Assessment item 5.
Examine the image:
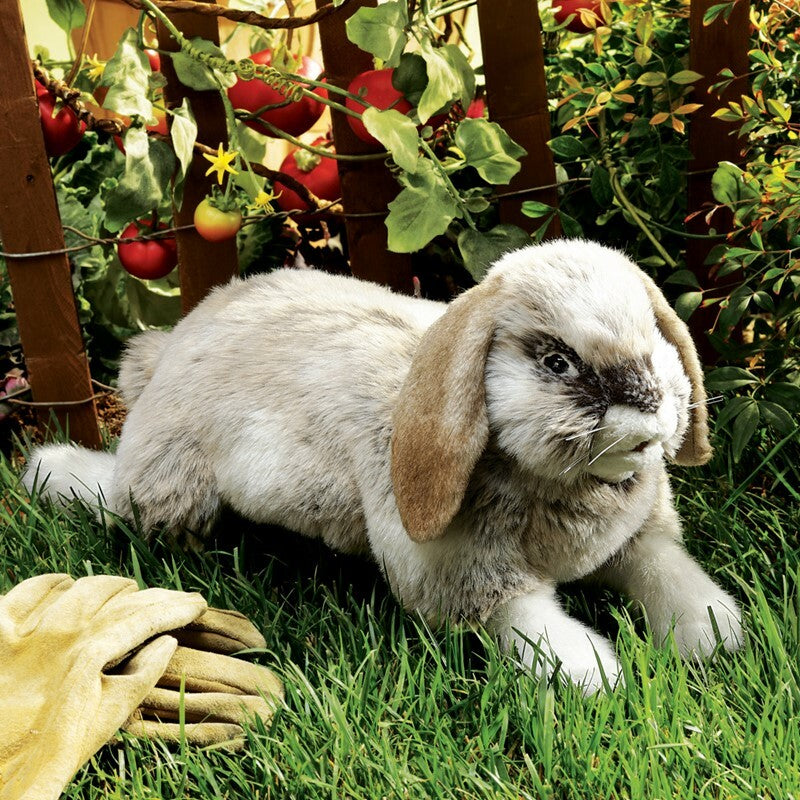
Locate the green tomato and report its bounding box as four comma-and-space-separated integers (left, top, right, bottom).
193, 199, 242, 242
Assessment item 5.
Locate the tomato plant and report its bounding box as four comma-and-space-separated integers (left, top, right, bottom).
274, 143, 341, 213
345, 69, 412, 145
36, 82, 84, 157
227, 50, 327, 137
117, 219, 178, 280
194, 198, 242, 242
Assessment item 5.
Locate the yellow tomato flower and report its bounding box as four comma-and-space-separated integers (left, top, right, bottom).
85, 54, 106, 81
203, 144, 239, 185
248, 189, 280, 213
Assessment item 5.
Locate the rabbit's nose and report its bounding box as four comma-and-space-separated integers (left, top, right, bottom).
601, 405, 663, 452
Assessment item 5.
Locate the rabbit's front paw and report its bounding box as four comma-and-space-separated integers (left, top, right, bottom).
670, 590, 743, 658
550, 631, 622, 695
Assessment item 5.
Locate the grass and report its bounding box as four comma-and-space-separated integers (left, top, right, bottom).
2, 437, 800, 800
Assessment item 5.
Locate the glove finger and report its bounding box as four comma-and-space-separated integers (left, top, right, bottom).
138, 686, 280, 725
158, 646, 284, 700
80, 636, 180, 763
96, 589, 207, 666
0, 573, 73, 625
37, 575, 139, 635
122, 717, 245, 749
172, 607, 266, 654
101, 636, 178, 718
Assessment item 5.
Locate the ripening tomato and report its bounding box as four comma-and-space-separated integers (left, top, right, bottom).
552, 0, 601, 32
194, 199, 242, 242
147, 107, 169, 136
36, 82, 84, 157
118, 219, 178, 280
227, 50, 327, 138
145, 48, 161, 72
274, 144, 341, 213
345, 69, 412, 145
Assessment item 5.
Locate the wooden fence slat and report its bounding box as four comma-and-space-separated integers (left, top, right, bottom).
157, 6, 240, 315
0, 0, 101, 447
315, 0, 415, 294
477, 0, 561, 236
686, 0, 751, 358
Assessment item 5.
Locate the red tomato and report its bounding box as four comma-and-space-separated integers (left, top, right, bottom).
466, 98, 486, 118
274, 144, 341, 213
118, 219, 178, 280
345, 69, 412, 145
227, 50, 327, 138
145, 48, 161, 72
36, 82, 84, 157
552, 0, 601, 32
194, 199, 242, 242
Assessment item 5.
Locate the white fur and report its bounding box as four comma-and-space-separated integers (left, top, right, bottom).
21, 240, 742, 692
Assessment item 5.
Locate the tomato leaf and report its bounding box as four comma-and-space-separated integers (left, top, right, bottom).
345, 0, 408, 67
104, 128, 176, 232
170, 98, 198, 206
455, 118, 526, 185
171, 38, 236, 91
457, 224, 531, 281
417, 40, 471, 124
393, 53, 428, 106
386, 161, 459, 253
45, 0, 86, 34
100, 29, 153, 121
363, 108, 419, 173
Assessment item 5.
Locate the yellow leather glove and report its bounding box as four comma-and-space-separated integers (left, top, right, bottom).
0, 574, 207, 800
125, 608, 284, 748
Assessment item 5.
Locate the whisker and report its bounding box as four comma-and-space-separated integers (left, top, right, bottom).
560, 452, 589, 475
587, 435, 627, 468
564, 424, 610, 441
688, 395, 724, 410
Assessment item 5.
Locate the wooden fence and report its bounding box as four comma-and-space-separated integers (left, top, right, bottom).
0, 0, 750, 447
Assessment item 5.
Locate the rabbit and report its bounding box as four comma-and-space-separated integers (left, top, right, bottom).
23, 239, 743, 692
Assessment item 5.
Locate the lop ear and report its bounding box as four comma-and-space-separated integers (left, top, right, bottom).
391, 282, 500, 542
637, 270, 712, 466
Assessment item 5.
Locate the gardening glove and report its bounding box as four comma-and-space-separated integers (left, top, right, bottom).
124, 608, 283, 748
0, 573, 207, 800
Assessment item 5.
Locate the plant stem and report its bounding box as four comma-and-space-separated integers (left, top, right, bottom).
419, 139, 477, 230
598, 111, 677, 268
233, 114, 384, 162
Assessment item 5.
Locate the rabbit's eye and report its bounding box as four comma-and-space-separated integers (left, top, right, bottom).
543, 353, 573, 375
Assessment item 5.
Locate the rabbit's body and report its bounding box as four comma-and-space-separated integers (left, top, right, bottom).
25, 241, 743, 691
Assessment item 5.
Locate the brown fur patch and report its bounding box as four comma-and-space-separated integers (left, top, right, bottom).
637, 271, 712, 465
391, 281, 501, 542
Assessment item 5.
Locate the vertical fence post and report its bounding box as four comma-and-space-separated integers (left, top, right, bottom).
686, 0, 751, 356
316, 0, 415, 293
0, 0, 101, 447
157, 6, 240, 315
477, 0, 561, 235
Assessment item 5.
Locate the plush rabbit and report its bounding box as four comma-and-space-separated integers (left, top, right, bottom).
24, 239, 743, 692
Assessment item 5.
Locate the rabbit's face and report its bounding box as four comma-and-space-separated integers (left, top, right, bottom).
392, 239, 710, 542
484, 243, 692, 484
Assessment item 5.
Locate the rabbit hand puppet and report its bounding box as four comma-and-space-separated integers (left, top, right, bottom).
24, 240, 743, 693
